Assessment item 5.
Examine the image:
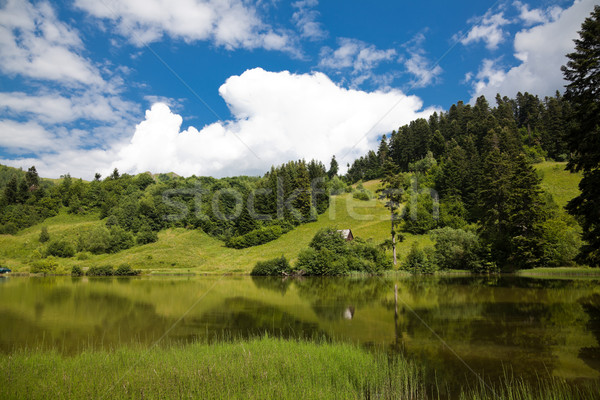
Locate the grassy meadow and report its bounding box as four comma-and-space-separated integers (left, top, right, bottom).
0, 161, 587, 274
1, 336, 597, 400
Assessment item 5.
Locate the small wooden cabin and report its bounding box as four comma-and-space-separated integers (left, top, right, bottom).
337, 229, 354, 241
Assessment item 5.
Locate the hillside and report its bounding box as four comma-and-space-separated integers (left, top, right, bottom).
0, 162, 582, 274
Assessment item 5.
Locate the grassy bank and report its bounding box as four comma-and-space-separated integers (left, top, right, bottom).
1, 337, 597, 400
516, 267, 600, 277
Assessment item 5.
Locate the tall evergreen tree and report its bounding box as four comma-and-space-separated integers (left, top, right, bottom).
327, 156, 339, 179
562, 5, 600, 266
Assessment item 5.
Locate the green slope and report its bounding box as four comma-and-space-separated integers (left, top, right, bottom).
0, 162, 581, 274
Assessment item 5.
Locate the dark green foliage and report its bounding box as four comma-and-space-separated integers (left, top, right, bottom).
327, 155, 338, 179
226, 226, 284, 249
429, 227, 483, 271
296, 247, 348, 276
562, 6, 600, 266
250, 256, 291, 276
71, 265, 83, 277
108, 226, 135, 253
402, 192, 439, 234
39, 226, 50, 243
296, 229, 390, 275
87, 265, 114, 276
114, 264, 141, 276
136, 224, 158, 245
308, 228, 348, 255
46, 239, 76, 258
402, 243, 435, 274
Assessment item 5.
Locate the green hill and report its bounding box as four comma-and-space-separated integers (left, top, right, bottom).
0, 162, 581, 274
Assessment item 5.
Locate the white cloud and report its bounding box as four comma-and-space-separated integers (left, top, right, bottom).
75, 0, 294, 53
460, 11, 511, 50
469, 0, 597, 102
112, 68, 438, 178
402, 33, 443, 88
0, 0, 105, 87
0, 91, 138, 125
319, 38, 397, 86
514, 1, 562, 26
0, 120, 58, 153
292, 0, 327, 40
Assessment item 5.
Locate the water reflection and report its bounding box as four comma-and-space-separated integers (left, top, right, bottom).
0, 275, 598, 391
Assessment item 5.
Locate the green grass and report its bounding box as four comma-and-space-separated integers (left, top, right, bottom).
0, 337, 425, 400
1, 337, 597, 400
535, 161, 582, 208
516, 267, 600, 277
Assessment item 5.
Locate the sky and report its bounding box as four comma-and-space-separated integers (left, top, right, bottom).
0, 0, 598, 179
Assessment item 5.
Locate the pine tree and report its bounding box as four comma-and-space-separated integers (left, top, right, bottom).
327, 156, 339, 179
25, 166, 39, 189
293, 161, 312, 220
562, 6, 600, 266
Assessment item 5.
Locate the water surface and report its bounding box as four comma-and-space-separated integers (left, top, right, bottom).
1, 275, 599, 392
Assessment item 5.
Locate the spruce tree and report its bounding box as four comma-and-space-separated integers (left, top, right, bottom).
561, 6, 600, 266
327, 156, 339, 179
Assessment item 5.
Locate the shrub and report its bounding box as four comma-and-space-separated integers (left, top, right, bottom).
352, 190, 372, 201
136, 225, 158, 245
226, 226, 283, 249
71, 265, 83, 276
30, 257, 59, 274
429, 227, 482, 271
251, 256, 291, 276
0, 222, 18, 235
39, 226, 50, 243
309, 228, 348, 255
402, 192, 439, 234
87, 265, 114, 276
402, 243, 436, 274
46, 239, 76, 258
296, 247, 348, 276
114, 264, 141, 276
108, 226, 135, 253
348, 240, 390, 272
328, 176, 348, 195
76, 252, 90, 260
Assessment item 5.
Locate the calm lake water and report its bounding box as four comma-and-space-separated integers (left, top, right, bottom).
1, 275, 599, 392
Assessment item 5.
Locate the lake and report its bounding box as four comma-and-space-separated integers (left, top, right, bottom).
1, 275, 599, 393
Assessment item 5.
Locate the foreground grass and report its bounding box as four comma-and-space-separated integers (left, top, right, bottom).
1, 337, 597, 400
1, 337, 424, 400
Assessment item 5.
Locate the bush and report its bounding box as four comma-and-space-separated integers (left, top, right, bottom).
30, 257, 59, 274
251, 256, 291, 276
136, 225, 158, 245
348, 240, 390, 272
39, 226, 50, 243
226, 226, 283, 249
352, 190, 372, 201
296, 247, 348, 276
108, 226, 135, 253
328, 176, 348, 195
77, 226, 111, 254
402, 243, 436, 274
309, 228, 348, 255
87, 265, 114, 276
76, 252, 90, 260
402, 192, 439, 234
46, 239, 76, 258
429, 227, 482, 271
114, 264, 141, 276
71, 265, 83, 276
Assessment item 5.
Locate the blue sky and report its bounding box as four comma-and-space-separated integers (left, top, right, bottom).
0, 0, 597, 178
